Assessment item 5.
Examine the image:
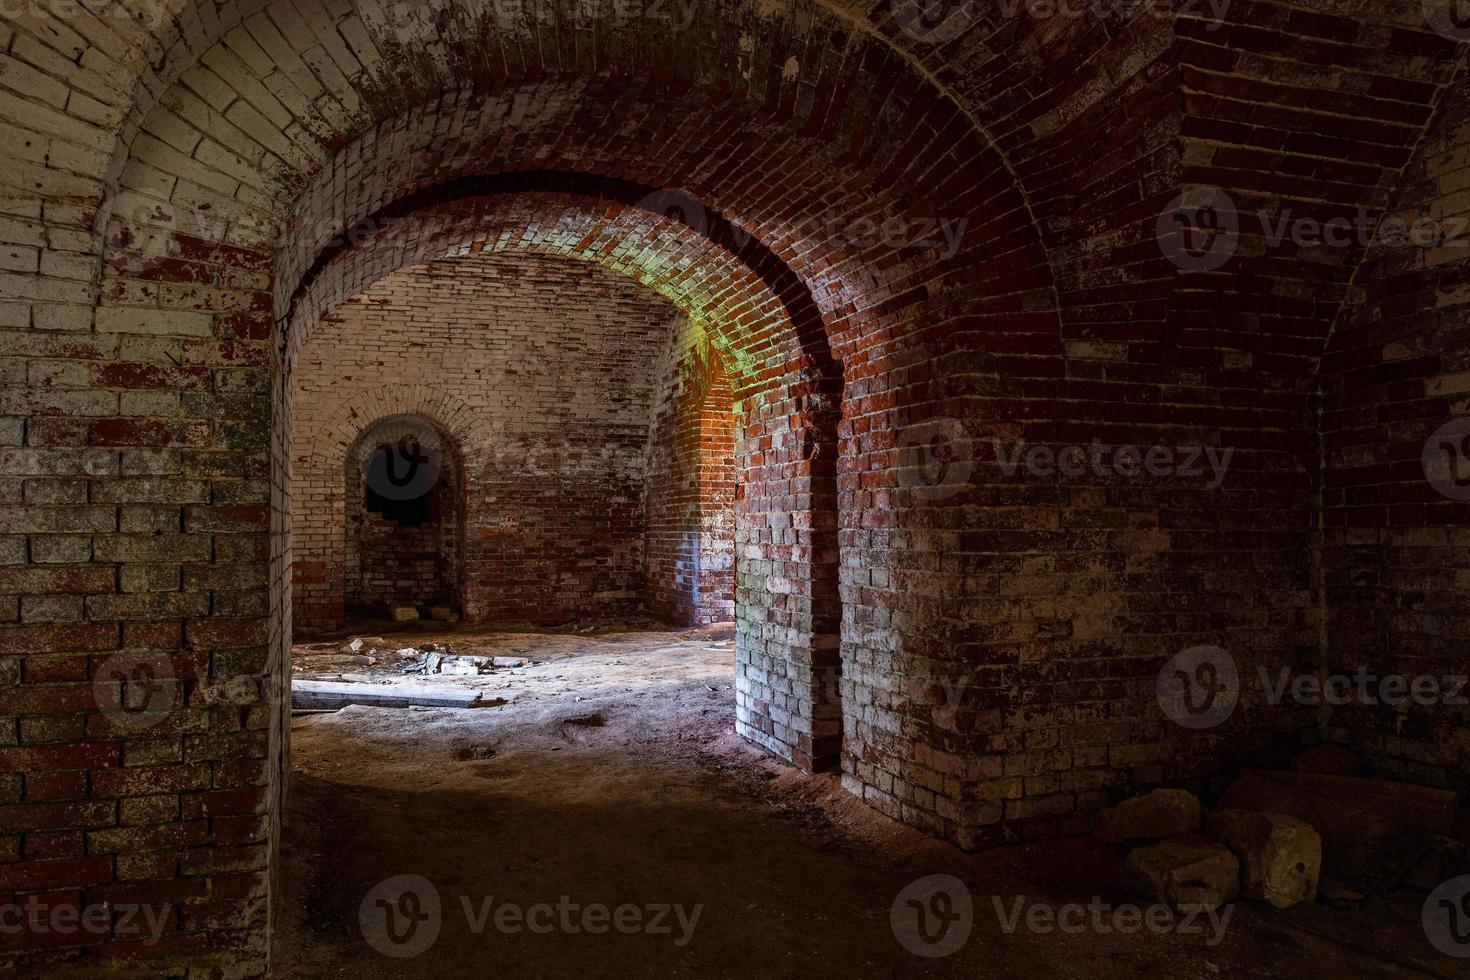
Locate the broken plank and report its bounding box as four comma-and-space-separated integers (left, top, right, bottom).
291, 680, 484, 710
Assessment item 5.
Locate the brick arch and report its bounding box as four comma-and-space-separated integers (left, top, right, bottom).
92, 56, 1062, 833
89, 0, 1053, 250
340, 412, 465, 622
26, 6, 1470, 974
291, 389, 488, 630
645, 329, 738, 627
284, 193, 846, 773
282, 181, 837, 394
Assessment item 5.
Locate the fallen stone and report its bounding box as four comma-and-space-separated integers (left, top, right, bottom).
1216, 769, 1458, 887
394, 648, 420, 660
438, 657, 482, 676
1317, 878, 1365, 910
1094, 788, 1202, 843
1291, 744, 1363, 777
389, 604, 419, 622
490, 656, 530, 668
1125, 834, 1240, 912
339, 638, 365, 655
1207, 810, 1321, 908
429, 606, 454, 621
349, 655, 378, 666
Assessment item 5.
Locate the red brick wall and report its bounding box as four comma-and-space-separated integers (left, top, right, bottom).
342, 416, 463, 617
290, 253, 684, 629
1320, 69, 1470, 795
4, 2, 1469, 974
644, 323, 737, 626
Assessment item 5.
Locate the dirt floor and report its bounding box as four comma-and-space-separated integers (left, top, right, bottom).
276, 621, 1470, 979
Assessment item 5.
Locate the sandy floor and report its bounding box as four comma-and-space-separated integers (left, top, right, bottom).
276, 622, 1470, 979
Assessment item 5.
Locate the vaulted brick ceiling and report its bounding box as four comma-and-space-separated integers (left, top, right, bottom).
8, 0, 1459, 388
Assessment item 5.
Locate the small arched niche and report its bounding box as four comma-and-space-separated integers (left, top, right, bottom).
344, 414, 465, 620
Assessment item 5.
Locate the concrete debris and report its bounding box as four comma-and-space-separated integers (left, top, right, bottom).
390, 604, 420, 622
1124, 834, 1240, 912
292, 680, 483, 710
397, 648, 531, 675
1207, 810, 1322, 908
1094, 788, 1202, 843
1216, 769, 1459, 888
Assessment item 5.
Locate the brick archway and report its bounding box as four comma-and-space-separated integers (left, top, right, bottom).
18, 3, 1470, 975
281, 190, 847, 777
341, 414, 464, 623
291, 389, 489, 632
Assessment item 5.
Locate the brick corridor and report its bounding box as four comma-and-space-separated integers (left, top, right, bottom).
1, 0, 1469, 974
